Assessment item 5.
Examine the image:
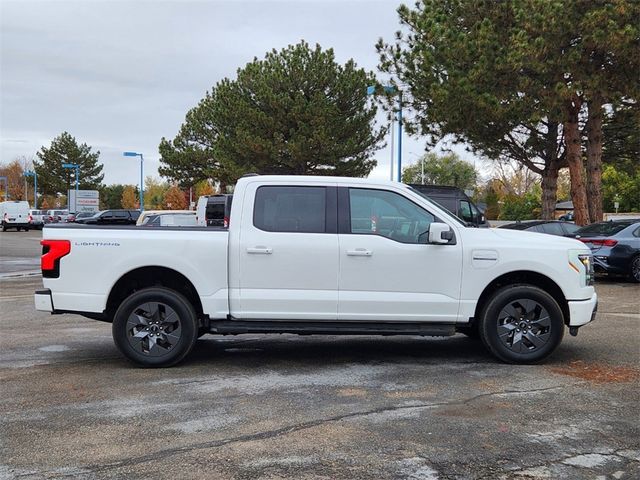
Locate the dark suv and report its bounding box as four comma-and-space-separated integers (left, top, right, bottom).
78, 209, 140, 225
408, 184, 487, 227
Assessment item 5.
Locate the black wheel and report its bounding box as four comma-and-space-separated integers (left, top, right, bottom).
1, 223, 5, 232
112, 287, 198, 367
630, 255, 640, 283
479, 285, 564, 364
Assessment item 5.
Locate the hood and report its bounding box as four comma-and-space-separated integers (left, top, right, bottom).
468, 227, 590, 251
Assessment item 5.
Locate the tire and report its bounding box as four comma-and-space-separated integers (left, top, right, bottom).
16, 227, 21, 232
112, 287, 199, 367
630, 255, 640, 283
1, 223, 5, 232
478, 284, 564, 364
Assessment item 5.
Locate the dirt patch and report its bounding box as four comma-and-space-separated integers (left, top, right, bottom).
549, 360, 640, 384
336, 388, 368, 398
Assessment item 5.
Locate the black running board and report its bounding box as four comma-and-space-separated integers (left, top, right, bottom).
208, 320, 456, 337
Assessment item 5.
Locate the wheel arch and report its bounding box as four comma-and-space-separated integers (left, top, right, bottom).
106, 266, 203, 321
473, 270, 570, 326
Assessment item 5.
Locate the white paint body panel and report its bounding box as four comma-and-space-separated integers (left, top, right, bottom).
37, 175, 596, 329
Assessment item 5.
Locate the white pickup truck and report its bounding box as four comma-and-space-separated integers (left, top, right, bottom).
35, 175, 597, 367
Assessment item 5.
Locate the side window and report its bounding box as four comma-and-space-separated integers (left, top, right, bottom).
634, 226, 640, 238
458, 200, 474, 223
349, 188, 435, 244
254, 186, 326, 233
114, 211, 128, 218
541, 223, 564, 236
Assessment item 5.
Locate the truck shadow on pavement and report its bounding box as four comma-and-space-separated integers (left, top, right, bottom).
182, 335, 509, 368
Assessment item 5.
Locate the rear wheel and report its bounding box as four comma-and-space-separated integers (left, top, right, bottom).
112, 287, 198, 367
630, 255, 640, 283
479, 285, 564, 363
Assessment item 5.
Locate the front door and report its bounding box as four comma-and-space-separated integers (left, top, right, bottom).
232, 183, 338, 320
338, 187, 463, 322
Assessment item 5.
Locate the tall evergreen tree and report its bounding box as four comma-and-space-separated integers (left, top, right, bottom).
378, 0, 639, 224
34, 132, 104, 196
159, 41, 385, 187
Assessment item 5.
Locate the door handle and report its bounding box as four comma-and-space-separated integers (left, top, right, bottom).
247, 246, 273, 254
346, 248, 372, 257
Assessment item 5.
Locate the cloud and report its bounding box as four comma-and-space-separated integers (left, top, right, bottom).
1, 0, 478, 185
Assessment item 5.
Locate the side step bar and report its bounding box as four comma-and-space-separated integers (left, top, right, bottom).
208, 320, 456, 337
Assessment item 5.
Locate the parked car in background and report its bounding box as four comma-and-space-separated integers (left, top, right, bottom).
46, 209, 71, 223
500, 220, 580, 237
1, 200, 30, 231
141, 213, 198, 227
75, 209, 140, 225
573, 219, 640, 282
408, 184, 488, 227
196, 194, 233, 227
136, 210, 192, 226
28, 209, 47, 229
72, 212, 95, 223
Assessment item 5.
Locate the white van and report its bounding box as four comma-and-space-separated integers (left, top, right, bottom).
0, 201, 31, 231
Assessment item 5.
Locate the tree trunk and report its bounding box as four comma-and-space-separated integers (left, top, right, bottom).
564, 97, 590, 226
586, 94, 604, 222
540, 163, 559, 220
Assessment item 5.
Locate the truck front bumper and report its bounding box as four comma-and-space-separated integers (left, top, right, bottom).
34, 289, 53, 312
567, 293, 598, 327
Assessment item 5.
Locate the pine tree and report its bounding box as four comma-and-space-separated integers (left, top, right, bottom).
159, 41, 385, 186
34, 132, 104, 196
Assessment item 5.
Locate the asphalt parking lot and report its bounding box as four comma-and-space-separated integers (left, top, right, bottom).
1, 229, 639, 479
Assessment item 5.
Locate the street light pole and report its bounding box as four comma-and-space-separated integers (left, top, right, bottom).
61, 163, 79, 211
24, 171, 38, 207
397, 93, 403, 182
123, 152, 144, 211
367, 85, 403, 182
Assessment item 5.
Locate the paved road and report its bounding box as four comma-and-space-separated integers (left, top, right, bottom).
0, 229, 42, 277
0, 232, 639, 479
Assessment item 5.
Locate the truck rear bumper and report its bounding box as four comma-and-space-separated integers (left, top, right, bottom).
567, 293, 598, 327
34, 289, 54, 312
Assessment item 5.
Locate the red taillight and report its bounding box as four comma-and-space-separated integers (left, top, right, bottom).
223, 216, 229, 228
41, 240, 71, 275
28, 215, 33, 222
581, 238, 618, 247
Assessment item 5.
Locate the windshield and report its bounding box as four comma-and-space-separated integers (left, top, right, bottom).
575, 221, 634, 237
407, 187, 466, 226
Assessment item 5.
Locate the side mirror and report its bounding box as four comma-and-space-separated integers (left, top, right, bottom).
428, 222, 453, 244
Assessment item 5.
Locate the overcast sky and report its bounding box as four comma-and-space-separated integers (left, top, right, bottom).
1, 0, 478, 185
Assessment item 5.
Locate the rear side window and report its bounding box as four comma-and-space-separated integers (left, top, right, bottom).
541, 223, 564, 235
254, 186, 326, 233
206, 202, 225, 221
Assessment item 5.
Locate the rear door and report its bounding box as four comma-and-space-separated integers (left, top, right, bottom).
337, 186, 463, 322
230, 182, 338, 320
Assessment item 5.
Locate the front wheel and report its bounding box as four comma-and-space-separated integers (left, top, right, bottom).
112, 287, 199, 367
479, 285, 564, 364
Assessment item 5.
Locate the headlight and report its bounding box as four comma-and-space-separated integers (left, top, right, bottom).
578, 254, 594, 286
